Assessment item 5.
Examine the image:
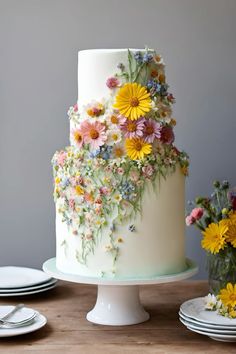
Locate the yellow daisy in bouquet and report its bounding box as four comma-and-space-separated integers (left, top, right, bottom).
186, 180, 236, 317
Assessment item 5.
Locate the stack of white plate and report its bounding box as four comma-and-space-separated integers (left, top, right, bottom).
179, 297, 236, 342
0, 266, 57, 296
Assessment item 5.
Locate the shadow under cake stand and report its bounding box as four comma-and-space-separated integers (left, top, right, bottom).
43, 257, 198, 326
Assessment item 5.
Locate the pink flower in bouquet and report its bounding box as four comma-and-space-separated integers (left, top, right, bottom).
186, 215, 196, 226
80, 120, 107, 150
143, 119, 161, 143
106, 77, 120, 89
57, 151, 67, 167
120, 117, 145, 138
160, 126, 175, 145
191, 207, 204, 220
73, 103, 78, 112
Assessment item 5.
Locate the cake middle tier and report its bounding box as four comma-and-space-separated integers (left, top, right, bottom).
56, 166, 186, 278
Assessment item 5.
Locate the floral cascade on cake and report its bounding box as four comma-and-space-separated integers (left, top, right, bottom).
52, 48, 189, 275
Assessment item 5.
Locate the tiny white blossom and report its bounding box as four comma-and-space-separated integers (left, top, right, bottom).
204, 293, 217, 310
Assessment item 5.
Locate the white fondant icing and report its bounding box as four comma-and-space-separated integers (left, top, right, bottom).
78, 49, 147, 107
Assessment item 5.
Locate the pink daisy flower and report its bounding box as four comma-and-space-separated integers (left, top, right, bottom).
143, 119, 161, 143
80, 120, 107, 150
70, 128, 84, 148
120, 117, 145, 138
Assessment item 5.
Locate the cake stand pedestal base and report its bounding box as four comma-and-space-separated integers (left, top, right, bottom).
87, 285, 149, 325
43, 258, 198, 326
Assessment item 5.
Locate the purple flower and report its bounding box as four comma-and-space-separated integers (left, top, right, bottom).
120, 117, 145, 138
143, 119, 161, 143
160, 126, 175, 145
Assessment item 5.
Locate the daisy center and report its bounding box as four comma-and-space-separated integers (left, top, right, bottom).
145, 126, 154, 135
111, 115, 118, 124
127, 121, 137, 132
115, 148, 123, 157
230, 294, 236, 301
112, 134, 119, 141
74, 132, 82, 142
133, 141, 142, 151
130, 97, 139, 107
90, 129, 99, 140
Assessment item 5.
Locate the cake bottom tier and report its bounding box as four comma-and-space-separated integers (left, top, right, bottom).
56, 167, 186, 278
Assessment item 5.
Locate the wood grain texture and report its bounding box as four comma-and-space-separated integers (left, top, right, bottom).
0, 281, 235, 353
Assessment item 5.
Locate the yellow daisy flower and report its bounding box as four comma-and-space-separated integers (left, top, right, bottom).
125, 137, 152, 160
55, 177, 61, 184
201, 220, 228, 254
75, 185, 84, 196
113, 83, 151, 120
229, 307, 236, 318
219, 283, 236, 308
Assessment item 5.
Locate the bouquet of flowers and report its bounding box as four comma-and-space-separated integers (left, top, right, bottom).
186, 180, 236, 306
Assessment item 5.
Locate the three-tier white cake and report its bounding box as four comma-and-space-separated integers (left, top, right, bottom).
52, 48, 189, 278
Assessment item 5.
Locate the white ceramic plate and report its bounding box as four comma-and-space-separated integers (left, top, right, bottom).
179, 310, 236, 330
0, 306, 35, 323
0, 267, 51, 289
180, 297, 236, 326
185, 324, 236, 342
0, 313, 47, 337
179, 316, 236, 335
0, 283, 57, 297
0, 278, 57, 293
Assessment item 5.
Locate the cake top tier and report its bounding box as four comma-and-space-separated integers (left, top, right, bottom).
78, 48, 151, 106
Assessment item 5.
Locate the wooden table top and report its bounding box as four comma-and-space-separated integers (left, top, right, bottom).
0, 280, 235, 353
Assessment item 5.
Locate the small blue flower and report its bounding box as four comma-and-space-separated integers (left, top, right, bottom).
134, 51, 143, 63
100, 145, 112, 160
160, 84, 168, 97
119, 181, 136, 201
61, 177, 70, 187
143, 53, 153, 63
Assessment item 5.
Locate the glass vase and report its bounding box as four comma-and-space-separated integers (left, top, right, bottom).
207, 246, 236, 295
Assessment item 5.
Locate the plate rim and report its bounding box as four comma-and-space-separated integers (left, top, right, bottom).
180, 297, 236, 326
0, 278, 57, 293
0, 313, 47, 337
179, 316, 236, 334
186, 324, 236, 339
179, 311, 236, 330
0, 266, 52, 289
0, 283, 57, 297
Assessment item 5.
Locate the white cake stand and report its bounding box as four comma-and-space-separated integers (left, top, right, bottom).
43, 257, 198, 326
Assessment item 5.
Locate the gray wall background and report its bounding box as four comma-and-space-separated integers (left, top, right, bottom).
0, 0, 236, 279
